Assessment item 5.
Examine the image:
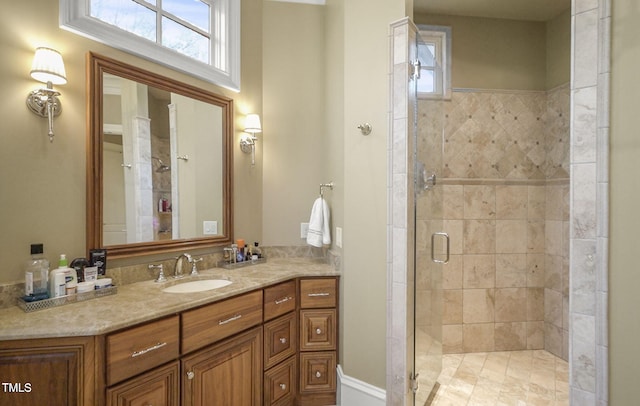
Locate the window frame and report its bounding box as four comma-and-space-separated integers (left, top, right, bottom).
417, 25, 451, 100
60, 0, 241, 91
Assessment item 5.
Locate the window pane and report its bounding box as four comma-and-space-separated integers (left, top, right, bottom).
162, 17, 210, 64
419, 42, 436, 67
91, 0, 156, 42
417, 69, 435, 93
163, 0, 210, 32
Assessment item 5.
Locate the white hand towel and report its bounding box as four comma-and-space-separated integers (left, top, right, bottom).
306, 197, 331, 247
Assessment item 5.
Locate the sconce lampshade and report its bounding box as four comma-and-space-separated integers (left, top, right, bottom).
30, 47, 67, 85
244, 114, 262, 134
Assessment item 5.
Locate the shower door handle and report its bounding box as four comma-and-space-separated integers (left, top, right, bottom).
431, 232, 450, 264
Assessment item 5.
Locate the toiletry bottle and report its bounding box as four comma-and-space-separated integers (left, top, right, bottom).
25, 244, 49, 297
49, 255, 68, 298
253, 242, 262, 259
236, 239, 245, 262
49, 254, 77, 297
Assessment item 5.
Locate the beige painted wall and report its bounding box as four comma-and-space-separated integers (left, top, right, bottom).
263, 0, 403, 389
414, 14, 548, 90
262, 2, 327, 246
339, 0, 405, 389
0, 0, 263, 284
610, 0, 640, 402
546, 9, 571, 89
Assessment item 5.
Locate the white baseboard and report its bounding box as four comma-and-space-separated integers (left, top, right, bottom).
337, 365, 386, 406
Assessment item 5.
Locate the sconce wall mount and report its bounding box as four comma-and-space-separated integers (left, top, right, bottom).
26, 47, 67, 143
240, 114, 262, 166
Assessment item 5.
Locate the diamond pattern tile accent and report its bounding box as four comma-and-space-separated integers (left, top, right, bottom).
419, 87, 570, 181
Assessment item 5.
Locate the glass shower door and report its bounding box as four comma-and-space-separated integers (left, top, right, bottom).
411, 32, 446, 406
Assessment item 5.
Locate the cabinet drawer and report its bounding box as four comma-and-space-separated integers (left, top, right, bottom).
264, 312, 296, 370
264, 356, 296, 406
264, 280, 296, 321
106, 361, 180, 406
299, 352, 336, 394
182, 290, 263, 354
300, 309, 336, 351
106, 315, 180, 386
300, 278, 337, 308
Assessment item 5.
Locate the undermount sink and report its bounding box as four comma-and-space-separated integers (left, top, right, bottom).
162, 279, 232, 293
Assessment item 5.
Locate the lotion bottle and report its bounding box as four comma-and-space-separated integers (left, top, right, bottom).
49, 261, 66, 298
49, 254, 76, 297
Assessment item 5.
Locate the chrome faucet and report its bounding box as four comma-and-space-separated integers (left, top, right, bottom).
149, 264, 167, 283
190, 257, 203, 276
174, 253, 192, 279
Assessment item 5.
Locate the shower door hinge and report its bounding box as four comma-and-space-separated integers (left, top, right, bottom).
411, 59, 421, 80
409, 372, 419, 394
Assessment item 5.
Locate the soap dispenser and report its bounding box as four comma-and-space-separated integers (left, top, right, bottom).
49, 254, 76, 297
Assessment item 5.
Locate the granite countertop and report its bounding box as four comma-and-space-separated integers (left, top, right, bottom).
0, 258, 339, 341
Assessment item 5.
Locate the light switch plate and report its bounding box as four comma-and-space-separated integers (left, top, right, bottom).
300, 223, 309, 239
336, 227, 343, 248
203, 221, 218, 235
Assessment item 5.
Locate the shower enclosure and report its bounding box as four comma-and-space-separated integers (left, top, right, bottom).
387, 18, 446, 406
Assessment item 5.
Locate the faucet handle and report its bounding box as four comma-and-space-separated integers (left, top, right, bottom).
190, 257, 203, 276
149, 264, 167, 283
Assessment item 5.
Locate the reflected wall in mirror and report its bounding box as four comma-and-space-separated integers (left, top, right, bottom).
88, 53, 234, 258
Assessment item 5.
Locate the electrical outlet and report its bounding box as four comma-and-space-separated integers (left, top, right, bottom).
336, 227, 343, 248
300, 223, 309, 239
203, 221, 218, 235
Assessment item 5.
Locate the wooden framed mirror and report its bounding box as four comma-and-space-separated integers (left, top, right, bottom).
87, 52, 233, 258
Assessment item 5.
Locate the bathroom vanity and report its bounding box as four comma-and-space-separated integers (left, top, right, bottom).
0, 259, 339, 406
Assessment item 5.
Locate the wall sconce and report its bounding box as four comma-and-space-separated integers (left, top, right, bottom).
239, 113, 262, 165
26, 47, 67, 143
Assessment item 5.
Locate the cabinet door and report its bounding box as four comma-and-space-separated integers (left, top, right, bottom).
299, 352, 337, 394
106, 361, 179, 406
263, 312, 296, 370
300, 309, 336, 351
0, 336, 94, 406
264, 356, 296, 406
182, 326, 262, 406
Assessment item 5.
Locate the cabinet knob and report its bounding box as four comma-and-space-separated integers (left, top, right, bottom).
315, 371, 322, 378
187, 371, 195, 380
279, 383, 287, 390
316, 328, 322, 335
279, 337, 287, 344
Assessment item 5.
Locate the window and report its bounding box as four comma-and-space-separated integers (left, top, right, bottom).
60, 0, 240, 91
417, 25, 451, 99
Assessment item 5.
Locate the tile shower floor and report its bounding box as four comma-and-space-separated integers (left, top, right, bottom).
429, 350, 569, 406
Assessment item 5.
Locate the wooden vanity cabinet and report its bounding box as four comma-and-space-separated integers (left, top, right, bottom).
0, 336, 96, 406
298, 277, 338, 406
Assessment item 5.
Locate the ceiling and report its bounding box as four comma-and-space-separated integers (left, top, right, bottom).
413, 0, 571, 22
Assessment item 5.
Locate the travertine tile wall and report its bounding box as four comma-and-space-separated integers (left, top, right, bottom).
387, 18, 415, 406
570, 0, 610, 403
428, 87, 570, 359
